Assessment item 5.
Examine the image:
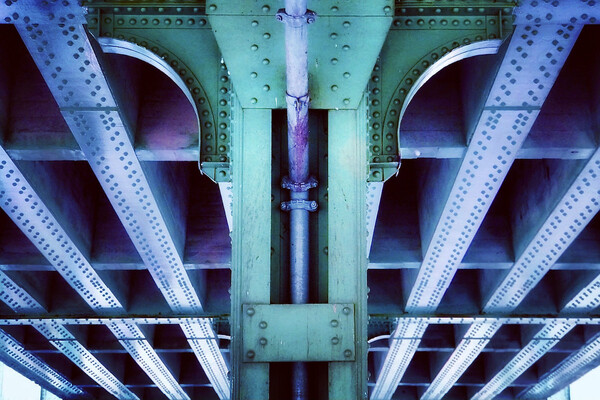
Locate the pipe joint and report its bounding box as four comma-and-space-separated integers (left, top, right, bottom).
282, 176, 318, 192
286, 92, 310, 112
281, 200, 318, 212
276, 8, 317, 27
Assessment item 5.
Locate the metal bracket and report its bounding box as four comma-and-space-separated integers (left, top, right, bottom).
276, 8, 317, 27
242, 304, 355, 362
281, 199, 318, 212
281, 176, 318, 192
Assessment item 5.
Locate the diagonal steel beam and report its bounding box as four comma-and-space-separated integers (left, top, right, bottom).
11, 4, 230, 398
423, 145, 600, 399
0, 328, 85, 399
472, 271, 600, 400
371, 20, 581, 399
519, 331, 600, 399
0, 135, 191, 397
0, 268, 137, 398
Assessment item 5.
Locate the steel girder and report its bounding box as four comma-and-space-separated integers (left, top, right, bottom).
10, 4, 230, 398
0, 145, 189, 399
0, 328, 85, 399
519, 331, 600, 399
422, 143, 600, 399
370, 17, 582, 399
0, 266, 137, 398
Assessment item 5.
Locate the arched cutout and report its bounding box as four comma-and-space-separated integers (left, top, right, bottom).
98, 37, 200, 126
396, 39, 502, 137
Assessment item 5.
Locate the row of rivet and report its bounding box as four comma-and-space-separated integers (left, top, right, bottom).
88, 15, 209, 29
396, 5, 514, 14
380, 33, 501, 157
391, 16, 510, 28
87, 6, 204, 14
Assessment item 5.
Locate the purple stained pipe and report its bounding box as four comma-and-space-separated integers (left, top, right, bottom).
282, 0, 311, 398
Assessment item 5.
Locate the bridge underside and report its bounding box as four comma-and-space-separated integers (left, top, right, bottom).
0, 1, 599, 399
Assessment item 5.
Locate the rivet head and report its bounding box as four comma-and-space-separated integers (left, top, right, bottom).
344, 349, 353, 358
343, 307, 351, 315
343, 21, 351, 27
343, 72, 351, 78
250, 97, 258, 104
251, 20, 259, 27
262, 58, 270, 65
331, 6, 339, 11
259, 337, 268, 345
343, 98, 350, 105
330, 319, 339, 327
250, 72, 258, 78
263, 32, 271, 39
330, 32, 338, 39
331, 85, 338, 92
262, 5, 270, 12
263, 85, 270, 91
251, 44, 259, 51
383, 6, 392, 13
331, 337, 340, 345
209, 4, 217, 11
259, 321, 268, 329
342, 45, 350, 51
246, 307, 255, 316
247, 350, 255, 358
330, 58, 338, 65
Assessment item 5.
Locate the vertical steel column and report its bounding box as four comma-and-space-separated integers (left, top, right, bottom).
277, 2, 316, 399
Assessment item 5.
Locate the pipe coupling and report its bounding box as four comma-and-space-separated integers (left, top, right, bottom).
282, 176, 318, 192
276, 8, 317, 27
281, 200, 318, 212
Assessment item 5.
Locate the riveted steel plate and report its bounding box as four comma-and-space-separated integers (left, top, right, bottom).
242, 304, 355, 362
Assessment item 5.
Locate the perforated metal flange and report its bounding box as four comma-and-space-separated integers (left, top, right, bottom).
0, 328, 84, 398
35, 321, 138, 400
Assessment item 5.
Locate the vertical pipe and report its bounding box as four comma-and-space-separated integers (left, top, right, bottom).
279, 1, 312, 398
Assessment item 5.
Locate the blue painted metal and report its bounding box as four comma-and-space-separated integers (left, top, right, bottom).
372, 14, 583, 398
0, 328, 85, 399
35, 322, 139, 400
425, 145, 600, 399
12, 9, 230, 398
519, 332, 600, 399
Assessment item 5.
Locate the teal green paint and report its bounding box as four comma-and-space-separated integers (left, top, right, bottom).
208, 0, 392, 109
242, 304, 355, 362
328, 97, 369, 399
231, 101, 271, 399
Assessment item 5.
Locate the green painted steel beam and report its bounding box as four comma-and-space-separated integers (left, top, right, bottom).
208, 0, 392, 109
328, 97, 369, 399
242, 304, 355, 362
230, 101, 272, 400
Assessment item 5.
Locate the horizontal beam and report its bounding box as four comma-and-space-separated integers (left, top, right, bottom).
0, 328, 85, 399
519, 331, 600, 399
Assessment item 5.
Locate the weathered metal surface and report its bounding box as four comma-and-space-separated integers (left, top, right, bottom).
242, 304, 354, 362
12, 6, 230, 398
328, 99, 369, 399
0, 328, 85, 399
208, 0, 392, 109
230, 104, 272, 399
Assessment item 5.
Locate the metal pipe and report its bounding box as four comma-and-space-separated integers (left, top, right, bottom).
277, 1, 315, 398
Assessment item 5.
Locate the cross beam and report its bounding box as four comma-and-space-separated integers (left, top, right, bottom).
422, 143, 600, 399
12, 4, 230, 398
371, 17, 581, 399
